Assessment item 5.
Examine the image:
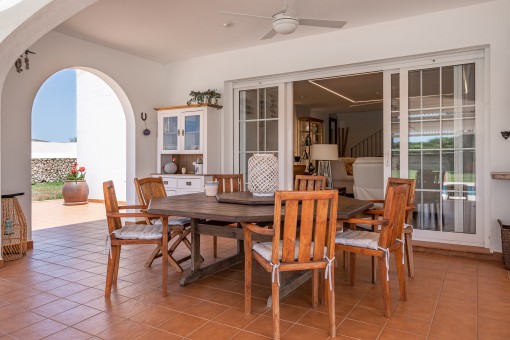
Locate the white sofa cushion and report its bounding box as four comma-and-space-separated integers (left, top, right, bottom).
353, 157, 384, 202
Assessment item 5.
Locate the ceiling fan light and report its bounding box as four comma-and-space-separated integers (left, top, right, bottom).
272, 16, 299, 34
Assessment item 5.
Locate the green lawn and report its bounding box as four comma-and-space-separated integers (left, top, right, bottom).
32, 181, 64, 201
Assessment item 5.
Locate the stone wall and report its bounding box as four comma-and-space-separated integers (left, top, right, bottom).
31, 158, 76, 183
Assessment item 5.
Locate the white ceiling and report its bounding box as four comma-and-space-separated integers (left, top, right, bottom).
55, 0, 494, 64
294, 72, 383, 114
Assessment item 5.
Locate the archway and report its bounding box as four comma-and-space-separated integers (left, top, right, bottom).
31, 68, 128, 200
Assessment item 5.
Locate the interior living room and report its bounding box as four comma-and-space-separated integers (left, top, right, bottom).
1, 1, 510, 339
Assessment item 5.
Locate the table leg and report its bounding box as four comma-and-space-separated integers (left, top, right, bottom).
180, 219, 245, 287
190, 219, 201, 271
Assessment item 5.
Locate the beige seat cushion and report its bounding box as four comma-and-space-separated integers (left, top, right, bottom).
113, 224, 162, 240
253, 241, 324, 262
153, 216, 191, 226
335, 230, 379, 250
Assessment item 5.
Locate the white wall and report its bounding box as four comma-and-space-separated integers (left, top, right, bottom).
163, 0, 510, 251
1, 31, 165, 239
76, 69, 126, 201
32, 141, 76, 159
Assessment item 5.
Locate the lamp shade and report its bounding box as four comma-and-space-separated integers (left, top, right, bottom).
311, 144, 338, 161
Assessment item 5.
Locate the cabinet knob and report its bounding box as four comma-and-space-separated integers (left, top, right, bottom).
186, 181, 192, 186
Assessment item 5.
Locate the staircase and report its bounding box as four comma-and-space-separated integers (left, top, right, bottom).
350, 129, 382, 157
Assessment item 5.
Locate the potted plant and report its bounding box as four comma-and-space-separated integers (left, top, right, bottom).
62, 162, 89, 205
186, 89, 221, 106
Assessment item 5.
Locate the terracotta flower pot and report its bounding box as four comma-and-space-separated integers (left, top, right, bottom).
62, 180, 89, 205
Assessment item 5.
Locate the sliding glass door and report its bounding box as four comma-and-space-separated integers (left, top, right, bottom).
385, 57, 484, 246
234, 85, 286, 191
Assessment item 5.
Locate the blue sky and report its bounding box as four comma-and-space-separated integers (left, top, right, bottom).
32, 69, 76, 142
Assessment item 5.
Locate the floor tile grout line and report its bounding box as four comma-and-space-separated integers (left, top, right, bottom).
425, 252, 450, 339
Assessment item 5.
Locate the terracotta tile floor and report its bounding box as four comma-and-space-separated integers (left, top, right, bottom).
1, 215, 510, 339
32, 200, 106, 231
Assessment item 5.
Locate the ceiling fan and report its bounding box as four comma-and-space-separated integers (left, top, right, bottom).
220, 0, 347, 40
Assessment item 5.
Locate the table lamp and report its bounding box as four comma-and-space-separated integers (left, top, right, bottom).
310, 144, 338, 189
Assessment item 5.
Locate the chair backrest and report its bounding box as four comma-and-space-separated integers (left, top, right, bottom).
378, 185, 408, 249
386, 178, 416, 224
134, 177, 167, 206
103, 180, 122, 233
212, 174, 244, 194
272, 190, 338, 264
294, 175, 326, 191
353, 157, 384, 201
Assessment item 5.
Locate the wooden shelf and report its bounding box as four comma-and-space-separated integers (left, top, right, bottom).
491, 172, 510, 180
154, 103, 222, 111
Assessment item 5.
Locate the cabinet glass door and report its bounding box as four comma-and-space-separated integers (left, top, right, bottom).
183, 114, 201, 151
162, 116, 178, 151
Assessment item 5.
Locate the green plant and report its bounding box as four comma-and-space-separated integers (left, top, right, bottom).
66, 162, 86, 180
32, 181, 64, 201
187, 89, 221, 106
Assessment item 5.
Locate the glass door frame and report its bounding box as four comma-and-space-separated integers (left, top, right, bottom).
233, 82, 292, 190
383, 57, 486, 247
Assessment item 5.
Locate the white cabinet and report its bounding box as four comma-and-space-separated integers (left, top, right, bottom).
155, 104, 221, 175
158, 110, 203, 154
157, 175, 211, 196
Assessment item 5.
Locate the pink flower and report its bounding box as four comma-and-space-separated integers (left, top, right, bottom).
79, 167, 86, 172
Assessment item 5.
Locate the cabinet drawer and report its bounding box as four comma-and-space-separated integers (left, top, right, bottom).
176, 190, 200, 196
161, 177, 177, 189
177, 178, 202, 190
166, 190, 177, 196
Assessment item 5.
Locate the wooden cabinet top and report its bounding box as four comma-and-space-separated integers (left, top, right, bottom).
154, 104, 223, 111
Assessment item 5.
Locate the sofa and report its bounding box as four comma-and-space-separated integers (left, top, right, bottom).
352, 157, 384, 202
331, 157, 355, 194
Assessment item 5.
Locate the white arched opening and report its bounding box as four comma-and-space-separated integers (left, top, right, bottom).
31, 68, 129, 202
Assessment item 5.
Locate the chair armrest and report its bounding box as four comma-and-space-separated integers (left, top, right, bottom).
241, 222, 275, 236
365, 208, 384, 216
339, 218, 389, 226
106, 212, 163, 219
118, 205, 147, 210
406, 204, 415, 211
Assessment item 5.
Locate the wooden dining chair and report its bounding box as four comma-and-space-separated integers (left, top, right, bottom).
293, 174, 326, 191
211, 174, 244, 258
134, 177, 192, 272
363, 178, 417, 278
242, 190, 338, 339
103, 180, 168, 297
336, 185, 408, 317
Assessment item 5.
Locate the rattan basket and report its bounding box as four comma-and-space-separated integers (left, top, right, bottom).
498, 219, 510, 270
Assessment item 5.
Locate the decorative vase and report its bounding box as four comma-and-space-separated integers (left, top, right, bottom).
248, 154, 279, 197
164, 161, 177, 174
62, 180, 89, 205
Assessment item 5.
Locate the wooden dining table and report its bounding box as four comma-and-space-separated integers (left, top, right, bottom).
148, 191, 373, 306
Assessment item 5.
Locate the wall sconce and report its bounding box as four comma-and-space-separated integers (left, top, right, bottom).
502, 131, 510, 140
14, 50, 35, 73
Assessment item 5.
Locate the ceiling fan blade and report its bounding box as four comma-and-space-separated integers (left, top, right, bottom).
261, 29, 277, 40
299, 19, 347, 29
220, 11, 272, 20
285, 0, 302, 17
